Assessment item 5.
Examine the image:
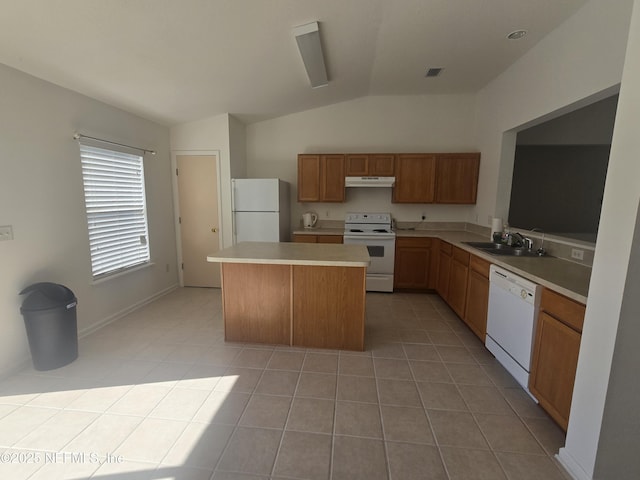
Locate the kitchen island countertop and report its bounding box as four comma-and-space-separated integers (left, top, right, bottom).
207, 241, 370, 267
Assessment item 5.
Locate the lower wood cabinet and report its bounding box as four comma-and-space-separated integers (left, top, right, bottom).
463, 255, 490, 341
394, 237, 432, 290
448, 246, 470, 318
529, 288, 585, 431
436, 241, 452, 299
292, 234, 343, 244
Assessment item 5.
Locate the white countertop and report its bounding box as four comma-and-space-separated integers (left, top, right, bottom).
207, 241, 370, 267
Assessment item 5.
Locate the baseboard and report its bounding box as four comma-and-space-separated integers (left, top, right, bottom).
0, 284, 179, 380
557, 448, 593, 480
78, 283, 179, 339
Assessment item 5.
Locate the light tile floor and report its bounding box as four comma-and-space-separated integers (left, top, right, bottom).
0, 287, 570, 479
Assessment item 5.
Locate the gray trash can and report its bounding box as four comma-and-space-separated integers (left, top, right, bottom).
19, 282, 78, 371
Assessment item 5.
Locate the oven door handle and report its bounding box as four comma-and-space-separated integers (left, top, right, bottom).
344, 235, 395, 241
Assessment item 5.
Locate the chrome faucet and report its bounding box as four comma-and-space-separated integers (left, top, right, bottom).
511, 232, 533, 249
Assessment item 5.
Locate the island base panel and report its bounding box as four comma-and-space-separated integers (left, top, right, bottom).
221, 263, 291, 345
293, 265, 366, 351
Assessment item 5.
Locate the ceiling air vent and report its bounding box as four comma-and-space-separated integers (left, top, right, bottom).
425, 67, 443, 78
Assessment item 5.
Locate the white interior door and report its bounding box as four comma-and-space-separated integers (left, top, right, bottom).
177, 154, 221, 287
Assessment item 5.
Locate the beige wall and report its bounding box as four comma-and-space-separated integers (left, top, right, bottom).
245, 94, 478, 229
0, 63, 177, 376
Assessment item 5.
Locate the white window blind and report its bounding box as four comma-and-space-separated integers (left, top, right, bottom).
79, 143, 150, 279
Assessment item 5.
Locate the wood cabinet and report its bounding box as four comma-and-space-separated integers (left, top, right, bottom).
436, 241, 452, 300
346, 154, 395, 176
393, 154, 436, 203
297, 154, 345, 202
298, 152, 479, 205
222, 263, 291, 345
292, 265, 366, 350
394, 237, 432, 291
292, 234, 343, 244
464, 255, 490, 341
435, 153, 480, 204
529, 288, 585, 431
448, 246, 470, 318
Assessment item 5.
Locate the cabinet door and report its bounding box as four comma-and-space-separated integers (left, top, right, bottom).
369, 154, 395, 176
435, 153, 480, 204
464, 269, 489, 341
394, 245, 431, 290
297, 155, 321, 202
321, 155, 345, 202
448, 259, 469, 318
436, 249, 451, 300
529, 311, 582, 431
317, 235, 343, 244
393, 154, 436, 203
345, 154, 369, 176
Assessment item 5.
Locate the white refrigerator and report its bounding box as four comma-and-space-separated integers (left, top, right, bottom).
231, 178, 290, 243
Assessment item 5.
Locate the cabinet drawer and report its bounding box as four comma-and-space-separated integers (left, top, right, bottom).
317, 235, 343, 244
469, 255, 490, 278
540, 288, 586, 333
439, 241, 452, 255
452, 246, 470, 265
396, 236, 432, 248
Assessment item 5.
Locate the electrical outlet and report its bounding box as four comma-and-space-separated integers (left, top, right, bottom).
0, 225, 13, 241
571, 248, 584, 261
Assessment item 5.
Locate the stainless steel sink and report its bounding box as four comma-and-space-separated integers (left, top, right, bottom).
462, 241, 542, 257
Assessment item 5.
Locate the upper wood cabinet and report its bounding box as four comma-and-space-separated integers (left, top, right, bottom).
346, 154, 395, 176
297, 154, 345, 202
435, 153, 480, 204
393, 154, 437, 203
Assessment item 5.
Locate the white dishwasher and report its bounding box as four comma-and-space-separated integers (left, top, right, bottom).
486, 265, 541, 398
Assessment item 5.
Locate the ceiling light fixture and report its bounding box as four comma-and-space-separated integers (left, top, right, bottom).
293, 21, 328, 88
507, 30, 527, 40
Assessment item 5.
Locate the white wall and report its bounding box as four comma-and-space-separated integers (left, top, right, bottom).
170, 114, 244, 249
0, 64, 177, 376
245, 94, 478, 229
565, 1, 640, 478
474, 0, 632, 223
474, 0, 636, 478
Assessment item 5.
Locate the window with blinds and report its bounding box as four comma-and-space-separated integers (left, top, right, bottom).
79, 143, 150, 279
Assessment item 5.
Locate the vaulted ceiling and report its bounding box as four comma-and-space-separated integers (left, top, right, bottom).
0, 0, 587, 125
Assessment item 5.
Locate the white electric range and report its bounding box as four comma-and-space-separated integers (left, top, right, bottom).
343, 212, 396, 292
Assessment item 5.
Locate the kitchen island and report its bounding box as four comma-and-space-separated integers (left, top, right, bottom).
207, 242, 370, 350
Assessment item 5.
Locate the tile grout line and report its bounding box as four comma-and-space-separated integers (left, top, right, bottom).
406, 337, 454, 480
209, 345, 275, 477
268, 349, 305, 479
372, 352, 393, 480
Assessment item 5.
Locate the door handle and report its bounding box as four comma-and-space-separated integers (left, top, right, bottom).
211, 228, 218, 233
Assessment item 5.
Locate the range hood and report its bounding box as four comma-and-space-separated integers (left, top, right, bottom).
345, 176, 396, 188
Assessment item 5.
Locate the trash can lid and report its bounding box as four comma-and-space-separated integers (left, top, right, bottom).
19, 282, 77, 312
